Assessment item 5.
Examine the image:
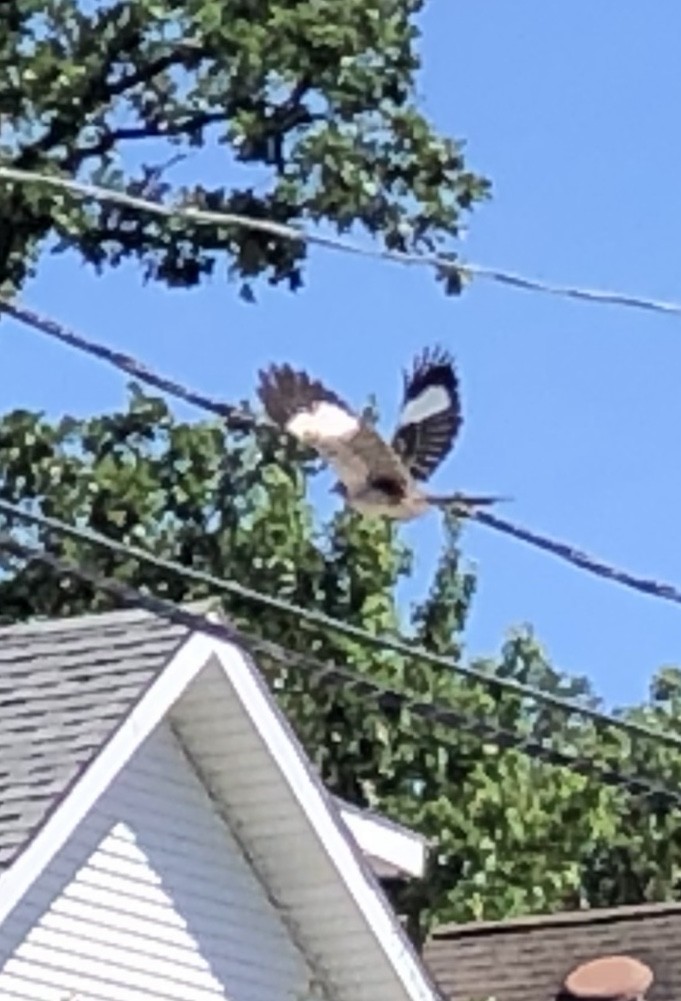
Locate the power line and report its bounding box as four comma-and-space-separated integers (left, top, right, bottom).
0, 527, 679, 810
248, 633, 681, 808
0, 298, 256, 431
5, 296, 681, 611
474, 509, 681, 607
1, 164, 680, 319
2, 496, 681, 758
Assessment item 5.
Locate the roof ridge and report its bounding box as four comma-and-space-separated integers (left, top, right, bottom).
0, 596, 221, 638
430, 898, 681, 940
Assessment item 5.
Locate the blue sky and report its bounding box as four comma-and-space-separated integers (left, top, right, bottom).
4, 3, 681, 708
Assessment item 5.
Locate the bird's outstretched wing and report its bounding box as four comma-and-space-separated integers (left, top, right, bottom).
391, 346, 462, 482
257, 364, 409, 494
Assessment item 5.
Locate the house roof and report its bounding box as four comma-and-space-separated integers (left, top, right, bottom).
0, 604, 439, 1001
0, 603, 426, 879
425, 902, 681, 1001
0, 605, 188, 870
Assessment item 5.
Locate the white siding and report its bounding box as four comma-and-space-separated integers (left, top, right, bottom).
0, 723, 318, 1001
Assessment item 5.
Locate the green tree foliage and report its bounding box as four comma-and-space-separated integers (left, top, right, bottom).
1, 392, 680, 945
0, 0, 489, 296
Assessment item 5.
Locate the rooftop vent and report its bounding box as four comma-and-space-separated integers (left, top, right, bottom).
561, 954, 653, 1001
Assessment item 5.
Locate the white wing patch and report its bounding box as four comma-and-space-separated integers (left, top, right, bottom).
286, 401, 360, 442
397, 384, 453, 428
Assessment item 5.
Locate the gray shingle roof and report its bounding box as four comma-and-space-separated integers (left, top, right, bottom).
0, 606, 191, 870
424, 902, 681, 1001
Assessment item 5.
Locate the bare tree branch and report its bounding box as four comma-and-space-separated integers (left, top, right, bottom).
70, 110, 229, 164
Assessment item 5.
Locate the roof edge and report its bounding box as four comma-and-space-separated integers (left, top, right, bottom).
0, 598, 219, 638
430, 898, 681, 941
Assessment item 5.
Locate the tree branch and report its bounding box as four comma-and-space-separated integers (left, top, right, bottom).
17, 10, 141, 164
105, 40, 204, 100
69, 109, 228, 166
18, 41, 205, 166
1, 21, 205, 286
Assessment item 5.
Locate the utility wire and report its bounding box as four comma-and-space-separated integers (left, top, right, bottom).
473, 509, 681, 607
0, 298, 256, 431
2, 495, 681, 757
1, 165, 681, 319
0, 527, 679, 810
5, 296, 681, 611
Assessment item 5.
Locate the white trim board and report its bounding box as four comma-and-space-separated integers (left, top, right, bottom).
336, 800, 427, 879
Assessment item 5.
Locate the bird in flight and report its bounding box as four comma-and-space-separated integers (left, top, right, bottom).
257, 347, 503, 521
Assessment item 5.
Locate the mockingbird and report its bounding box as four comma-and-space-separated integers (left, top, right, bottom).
257, 346, 503, 521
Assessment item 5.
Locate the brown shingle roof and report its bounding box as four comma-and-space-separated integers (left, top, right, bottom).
424, 902, 681, 1001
